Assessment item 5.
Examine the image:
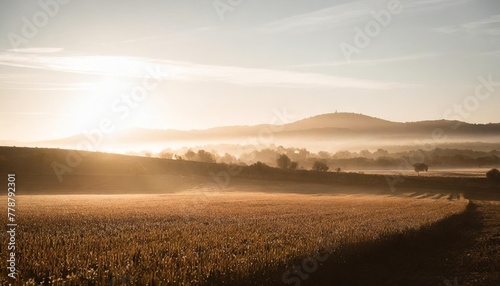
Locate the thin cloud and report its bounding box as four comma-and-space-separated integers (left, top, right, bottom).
289, 53, 440, 68
435, 14, 500, 36
259, 1, 371, 33
463, 14, 500, 29
172, 62, 410, 89
0, 54, 152, 78
0, 111, 73, 116
0, 52, 416, 90
477, 50, 500, 57
0, 111, 72, 115
0, 87, 91, 91
94, 27, 216, 46
0, 81, 94, 91
404, 0, 472, 10
259, 0, 473, 33
6, 47, 64, 53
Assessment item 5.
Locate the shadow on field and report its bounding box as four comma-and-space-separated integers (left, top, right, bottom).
214, 202, 480, 286
298, 203, 479, 286
463, 190, 500, 201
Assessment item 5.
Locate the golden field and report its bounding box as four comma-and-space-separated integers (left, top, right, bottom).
1, 192, 468, 285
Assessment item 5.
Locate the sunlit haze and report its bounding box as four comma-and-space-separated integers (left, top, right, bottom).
1, 2, 500, 285
0, 0, 499, 142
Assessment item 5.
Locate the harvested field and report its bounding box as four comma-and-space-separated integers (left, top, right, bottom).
1, 192, 468, 285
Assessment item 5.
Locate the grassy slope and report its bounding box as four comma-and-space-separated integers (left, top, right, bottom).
0, 147, 499, 199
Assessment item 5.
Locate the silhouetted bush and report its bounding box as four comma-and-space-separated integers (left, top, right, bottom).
289, 161, 299, 170
413, 163, 428, 175
486, 168, 500, 183
312, 161, 329, 172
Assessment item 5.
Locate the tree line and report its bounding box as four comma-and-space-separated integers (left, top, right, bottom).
152, 147, 500, 171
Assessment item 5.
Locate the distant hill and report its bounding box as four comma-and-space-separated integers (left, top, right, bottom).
283, 113, 400, 131
285, 113, 500, 135
6, 112, 500, 152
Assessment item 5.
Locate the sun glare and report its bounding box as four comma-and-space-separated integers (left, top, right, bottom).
85, 77, 127, 108
69, 77, 126, 131
67, 56, 146, 77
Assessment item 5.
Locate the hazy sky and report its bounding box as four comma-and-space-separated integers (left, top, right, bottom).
0, 0, 499, 142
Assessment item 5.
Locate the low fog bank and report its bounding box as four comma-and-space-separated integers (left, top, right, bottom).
123, 143, 500, 173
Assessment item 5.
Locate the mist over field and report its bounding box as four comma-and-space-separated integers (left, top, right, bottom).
1, 0, 500, 285
11, 112, 500, 154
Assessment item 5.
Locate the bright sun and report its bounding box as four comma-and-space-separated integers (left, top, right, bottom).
92, 77, 125, 100
72, 77, 127, 130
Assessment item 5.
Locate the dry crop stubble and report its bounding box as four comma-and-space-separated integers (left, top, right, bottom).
1, 192, 467, 285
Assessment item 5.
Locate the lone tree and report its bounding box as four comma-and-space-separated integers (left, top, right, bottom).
289, 161, 299, 170
413, 163, 428, 175
313, 161, 329, 172
277, 154, 292, 169
486, 168, 500, 183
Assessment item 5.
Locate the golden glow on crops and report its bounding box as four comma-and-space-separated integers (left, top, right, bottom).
7, 193, 467, 285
